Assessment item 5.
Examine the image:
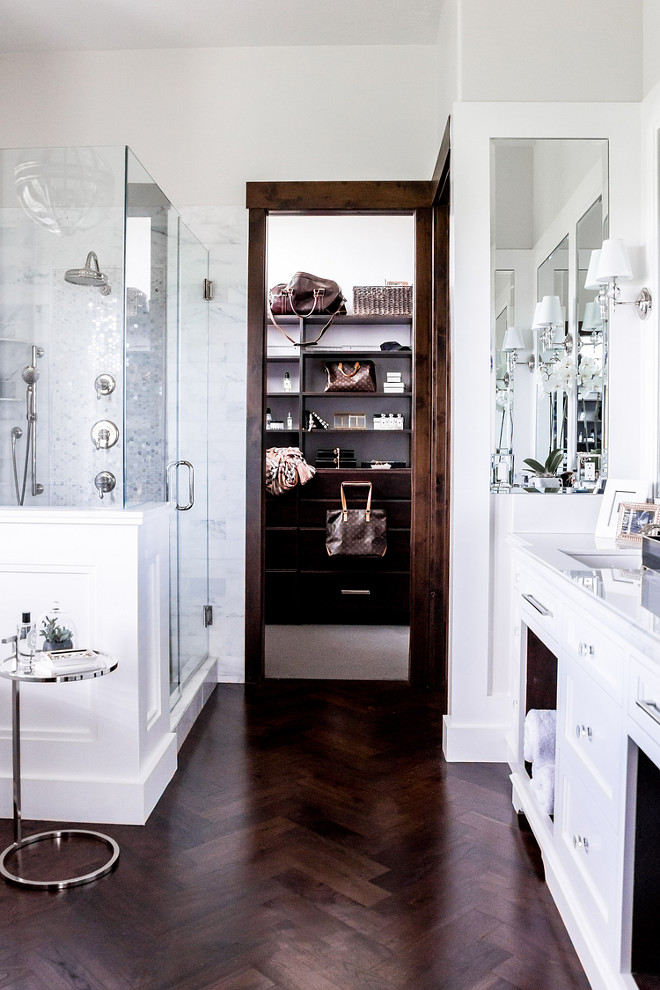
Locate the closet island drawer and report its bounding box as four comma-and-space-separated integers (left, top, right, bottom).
299, 527, 410, 571
564, 609, 625, 703
306, 469, 411, 500
560, 662, 623, 827
299, 572, 409, 624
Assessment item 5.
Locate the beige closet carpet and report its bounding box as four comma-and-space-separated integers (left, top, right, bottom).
265, 624, 410, 680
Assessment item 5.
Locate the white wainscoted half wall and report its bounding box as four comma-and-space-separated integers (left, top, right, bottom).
0, 504, 176, 825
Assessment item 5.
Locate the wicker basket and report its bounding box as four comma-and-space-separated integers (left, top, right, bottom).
353, 284, 413, 316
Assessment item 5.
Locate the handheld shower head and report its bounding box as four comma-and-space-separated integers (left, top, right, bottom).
21, 365, 39, 385
65, 251, 110, 293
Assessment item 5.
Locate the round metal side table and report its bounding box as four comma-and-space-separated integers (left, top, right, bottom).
0, 651, 120, 890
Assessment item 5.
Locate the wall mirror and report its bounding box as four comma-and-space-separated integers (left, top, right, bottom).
490, 138, 608, 492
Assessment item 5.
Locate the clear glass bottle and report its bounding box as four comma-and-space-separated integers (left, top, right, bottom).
17, 611, 37, 672
282, 371, 292, 392
286, 412, 293, 430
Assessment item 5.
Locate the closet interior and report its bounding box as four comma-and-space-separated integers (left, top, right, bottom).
264, 215, 415, 679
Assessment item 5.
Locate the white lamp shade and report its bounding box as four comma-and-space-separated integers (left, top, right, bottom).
502, 326, 528, 352
584, 249, 602, 290
532, 295, 564, 328
582, 301, 604, 330
595, 238, 632, 281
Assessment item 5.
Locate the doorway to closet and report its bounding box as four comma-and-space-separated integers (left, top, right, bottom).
245, 163, 449, 693
264, 214, 414, 680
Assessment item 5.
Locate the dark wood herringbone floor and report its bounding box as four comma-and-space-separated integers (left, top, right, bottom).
0, 683, 589, 990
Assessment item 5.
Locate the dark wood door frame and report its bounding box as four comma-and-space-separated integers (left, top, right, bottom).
245, 132, 450, 692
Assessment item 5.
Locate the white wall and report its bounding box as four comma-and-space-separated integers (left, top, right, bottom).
0, 46, 441, 207
436, 0, 459, 126
458, 0, 643, 103
644, 0, 660, 97
267, 215, 415, 313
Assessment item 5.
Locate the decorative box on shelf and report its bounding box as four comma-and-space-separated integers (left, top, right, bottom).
333, 413, 367, 430
353, 283, 413, 316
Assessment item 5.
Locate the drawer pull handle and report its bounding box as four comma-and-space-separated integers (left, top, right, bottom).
341, 589, 370, 596
575, 724, 593, 741
521, 593, 552, 617
578, 642, 595, 658
636, 700, 660, 727
573, 834, 589, 853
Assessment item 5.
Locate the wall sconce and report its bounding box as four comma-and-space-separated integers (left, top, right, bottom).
532, 295, 567, 352
502, 326, 535, 373
595, 238, 652, 320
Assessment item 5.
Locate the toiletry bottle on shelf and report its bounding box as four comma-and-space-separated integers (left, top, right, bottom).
282, 371, 292, 392
286, 412, 293, 430
266, 407, 272, 428
17, 612, 36, 673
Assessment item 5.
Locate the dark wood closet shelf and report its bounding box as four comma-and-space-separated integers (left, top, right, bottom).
268, 314, 412, 326
301, 391, 411, 398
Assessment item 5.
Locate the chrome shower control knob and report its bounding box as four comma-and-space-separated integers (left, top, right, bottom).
94, 472, 116, 500
94, 374, 116, 399
91, 420, 119, 449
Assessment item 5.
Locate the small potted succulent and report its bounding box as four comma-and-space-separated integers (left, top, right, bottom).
40, 614, 73, 652
523, 448, 565, 492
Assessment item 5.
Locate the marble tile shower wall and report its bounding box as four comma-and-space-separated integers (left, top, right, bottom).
50, 264, 124, 506
0, 209, 168, 509
181, 206, 247, 681
124, 269, 166, 505
0, 210, 48, 504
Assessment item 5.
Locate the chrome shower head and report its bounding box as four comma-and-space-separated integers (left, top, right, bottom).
64, 251, 110, 291
21, 365, 39, 385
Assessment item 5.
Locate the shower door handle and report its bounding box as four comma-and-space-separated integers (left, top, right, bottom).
166, 460, 195, 511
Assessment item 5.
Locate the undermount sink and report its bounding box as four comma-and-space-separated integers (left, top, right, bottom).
561, 549, 643, 570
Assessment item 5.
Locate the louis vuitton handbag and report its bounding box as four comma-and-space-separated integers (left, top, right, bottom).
325, 482, 387, 557
323, 361, 377, 392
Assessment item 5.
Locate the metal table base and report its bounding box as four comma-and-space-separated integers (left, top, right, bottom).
0, 827, 120, 891
0, 652, 120, 890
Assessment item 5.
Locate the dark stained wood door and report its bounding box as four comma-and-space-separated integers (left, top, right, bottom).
245, 158, 450, 695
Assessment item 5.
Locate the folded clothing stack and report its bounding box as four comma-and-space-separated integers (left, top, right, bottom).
523, 708, 557, 815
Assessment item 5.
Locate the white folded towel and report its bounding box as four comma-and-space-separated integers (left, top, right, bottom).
530, 762, 555, 816
523, 708, 556, 766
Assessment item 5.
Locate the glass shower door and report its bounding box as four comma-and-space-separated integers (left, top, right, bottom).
169, 219, 210, 706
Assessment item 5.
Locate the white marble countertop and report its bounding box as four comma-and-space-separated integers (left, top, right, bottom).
508, 532, 660, 646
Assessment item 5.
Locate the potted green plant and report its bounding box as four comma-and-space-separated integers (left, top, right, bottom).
40, 614, 73, 652
523, 448, 565, 492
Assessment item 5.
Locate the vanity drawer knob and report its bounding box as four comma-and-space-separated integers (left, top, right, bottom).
575, 724, 593, 741
573, 834, 589, 853
578, 642, 595, 658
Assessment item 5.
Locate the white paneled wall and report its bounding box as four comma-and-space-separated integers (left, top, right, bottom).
0, 505, 176, 824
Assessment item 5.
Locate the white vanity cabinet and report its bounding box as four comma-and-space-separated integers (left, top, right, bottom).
509, 538, 660, 990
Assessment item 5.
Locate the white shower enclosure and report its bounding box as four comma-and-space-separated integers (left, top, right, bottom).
0, 145, 210, 707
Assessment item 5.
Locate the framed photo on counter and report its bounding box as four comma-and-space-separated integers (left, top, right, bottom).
595, 479, 650, 541
616, 501, 660, 546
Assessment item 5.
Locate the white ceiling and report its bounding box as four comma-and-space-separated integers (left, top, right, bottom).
0, 0, 445, 53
